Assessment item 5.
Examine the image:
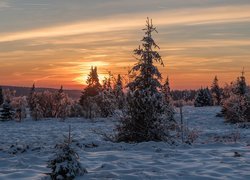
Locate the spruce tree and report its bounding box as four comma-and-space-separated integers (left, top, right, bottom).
31, 93, 43, 120
162, 76, 171, 104
28, 83, 36, 112
97, 76, 116, 117
194, 87, 213, 107
80, 66, 101, 104
80, 66, 102, 118
54, 86, 71, 119
114, 74, 125, 109
211, 76, 222, 105
0, 100, 13, 121
0, 86, 3, 106
234, 68, 247, 96
117, 18, 171, 142
161, 77, 175, 121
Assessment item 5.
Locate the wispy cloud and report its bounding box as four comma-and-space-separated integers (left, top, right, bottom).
0, 1, 9, 8
0, 5, 250, 42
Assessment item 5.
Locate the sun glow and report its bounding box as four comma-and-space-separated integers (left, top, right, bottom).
72, 61, 110, 85
74, 73, 108, 85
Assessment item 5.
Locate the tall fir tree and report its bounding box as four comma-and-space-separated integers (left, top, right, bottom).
0, 100, 14, 121
80, 66, 102, 118
211, 76, 222, 105
117, 18, 172, 142
0, 86, 3, 106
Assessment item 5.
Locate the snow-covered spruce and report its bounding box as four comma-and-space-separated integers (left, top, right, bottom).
116, 18, 174, 142
194, 87, 213, 107
161, 77, 175, 121
0, 100, 14, 121
47, 141, 87, 179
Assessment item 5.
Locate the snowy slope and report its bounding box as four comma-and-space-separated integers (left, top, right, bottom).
0, 106, 250, 179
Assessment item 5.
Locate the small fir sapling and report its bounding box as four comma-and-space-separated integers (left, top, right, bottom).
47, 125, 87, 180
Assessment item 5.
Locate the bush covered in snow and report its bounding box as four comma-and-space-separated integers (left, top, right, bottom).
28, 85, 72, 120
11, 96, 27, 121
222, 94, 250, 123
221, 70, 250, 123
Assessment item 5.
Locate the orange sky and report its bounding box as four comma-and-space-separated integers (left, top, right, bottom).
0, 0, 249, 90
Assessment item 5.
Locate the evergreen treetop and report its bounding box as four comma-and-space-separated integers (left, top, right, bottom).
114, 74, 123, 92
128, 17, 164, 93
86, 66, 101, 88
235, 68, 247, 96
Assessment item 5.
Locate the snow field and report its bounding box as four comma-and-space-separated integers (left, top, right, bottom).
0, 106, 250, 179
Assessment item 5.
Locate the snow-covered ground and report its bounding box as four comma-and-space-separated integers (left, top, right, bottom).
0, 106, 250, 179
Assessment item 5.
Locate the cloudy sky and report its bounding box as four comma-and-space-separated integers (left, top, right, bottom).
0, 0, 249, 89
